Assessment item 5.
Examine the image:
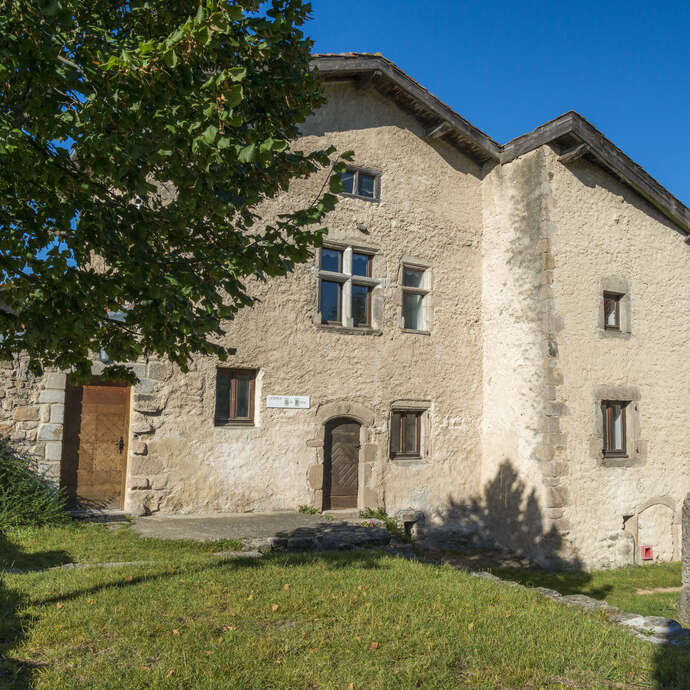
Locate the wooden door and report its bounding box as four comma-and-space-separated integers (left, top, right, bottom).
61, 381, 130, 509
323, 418, 360, 510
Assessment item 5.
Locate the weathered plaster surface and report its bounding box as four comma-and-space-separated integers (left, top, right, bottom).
123, 82, 485, 519
548, 147, 690, 567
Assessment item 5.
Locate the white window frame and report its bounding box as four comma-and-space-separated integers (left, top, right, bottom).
318, 245, 381, 329
400, 261, 432, 333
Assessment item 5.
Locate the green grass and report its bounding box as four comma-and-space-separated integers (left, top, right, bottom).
491, 561, 682, 619
0, 523, 242, 571
1, 527, 689, 688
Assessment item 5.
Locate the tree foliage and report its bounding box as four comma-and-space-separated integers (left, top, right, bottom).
0, 0, 348, 381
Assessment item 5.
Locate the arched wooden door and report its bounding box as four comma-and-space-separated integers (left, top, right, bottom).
323, 418, 360, 510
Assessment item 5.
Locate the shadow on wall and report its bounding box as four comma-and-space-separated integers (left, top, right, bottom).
419, 460, 582, 571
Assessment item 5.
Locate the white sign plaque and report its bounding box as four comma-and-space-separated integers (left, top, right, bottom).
266, 395, 310, 409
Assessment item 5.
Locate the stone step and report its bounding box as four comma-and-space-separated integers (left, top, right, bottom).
244, 524, 391, 553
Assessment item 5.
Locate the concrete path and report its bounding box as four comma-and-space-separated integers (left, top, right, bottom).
131, 510, 379, 544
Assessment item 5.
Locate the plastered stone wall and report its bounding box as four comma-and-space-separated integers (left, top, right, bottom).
123, 82, 485, 520
479, 149, 576, 567
547, 146, 690, 568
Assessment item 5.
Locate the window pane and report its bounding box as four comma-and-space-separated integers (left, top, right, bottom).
320, 280, 341, 323
612, 404, 623, 450
321, 248, 342, 272
351, 284, 370, 326
215, 371, 230, 420
604, 296, 618, 327
357, 173, 376, 198
391, 413, 401, 454
403, 267, 424, 288
235, 377, 250, 418
403, 292, 424, 330
404, 414, 418, 453
339, 170, 354, 194
352, 252, 371, 277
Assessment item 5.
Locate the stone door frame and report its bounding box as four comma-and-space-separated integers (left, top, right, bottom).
307, 400, 378, 512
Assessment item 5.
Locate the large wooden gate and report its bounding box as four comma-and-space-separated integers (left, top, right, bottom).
323, 418, 360, 510
61, 380, 130, 509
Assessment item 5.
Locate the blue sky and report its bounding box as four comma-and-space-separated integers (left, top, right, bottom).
308, 0, 690, 203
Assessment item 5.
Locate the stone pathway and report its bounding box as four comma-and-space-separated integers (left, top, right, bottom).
132, 510, 391, 552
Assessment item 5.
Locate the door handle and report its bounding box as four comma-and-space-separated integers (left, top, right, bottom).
118, 437, 124, 453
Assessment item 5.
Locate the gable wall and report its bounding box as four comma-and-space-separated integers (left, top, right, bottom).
119, 82, 486, 519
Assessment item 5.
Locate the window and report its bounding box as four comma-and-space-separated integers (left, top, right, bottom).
602, 401, 627, 456
215, 368, 256, 425
603, 292, 623, 330
318, 246, 380, 329
390, 410, 422, 458
401, 264, 431, 332
338, 167, 381, 200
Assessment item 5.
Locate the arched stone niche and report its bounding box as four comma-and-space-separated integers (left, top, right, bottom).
635, 496, 678, 562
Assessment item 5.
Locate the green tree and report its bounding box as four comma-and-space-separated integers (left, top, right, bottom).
0, 0, 348, 381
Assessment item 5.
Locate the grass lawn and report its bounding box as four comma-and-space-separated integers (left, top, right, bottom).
1, 525, 689, 689
491, 561, 683, 619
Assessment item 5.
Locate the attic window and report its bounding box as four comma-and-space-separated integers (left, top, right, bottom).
339, 167, 380, 200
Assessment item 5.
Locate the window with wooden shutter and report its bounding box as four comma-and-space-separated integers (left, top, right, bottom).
215, 369, 256, 425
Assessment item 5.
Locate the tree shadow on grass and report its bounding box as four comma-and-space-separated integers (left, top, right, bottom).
0, 531, 70, 689
1, 547, 387, 688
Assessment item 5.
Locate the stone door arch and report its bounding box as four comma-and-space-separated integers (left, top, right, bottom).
323, 417, 360, 509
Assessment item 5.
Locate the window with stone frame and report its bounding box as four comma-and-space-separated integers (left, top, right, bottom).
602, 400, 627, 457
215, 368, 256, 426
390, 409, 423, 458
603, 292, 623, 330
318, 245, 381, 329
401, 263, 431, 332
338, 167, 381, 201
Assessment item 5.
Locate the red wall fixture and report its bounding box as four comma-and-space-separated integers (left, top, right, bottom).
640, 545, 653, 561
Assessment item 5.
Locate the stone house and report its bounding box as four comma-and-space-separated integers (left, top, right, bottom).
2, 53, 689, 570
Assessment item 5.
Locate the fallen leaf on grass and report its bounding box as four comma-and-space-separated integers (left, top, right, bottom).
127, 576, 133, 582
369, 642, 379, 650
272, 604, 279, 612
468, 623, 474, 631
172, 629, 180, 636
217, 637, 223, 643
166, 669, 174, 678
310, 647, 318, 652
56, 603, 63, 609
283, 584, 290, 590
348, 683, 354, 689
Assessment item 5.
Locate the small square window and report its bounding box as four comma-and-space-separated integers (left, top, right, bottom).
603, 292, 623, 330
403, 267, 424, 288
338, 168, 380, 200
602, 400, 627, 456
321, 248, 342, 273
215, 369, 256, 425
390, 410, 422, 458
